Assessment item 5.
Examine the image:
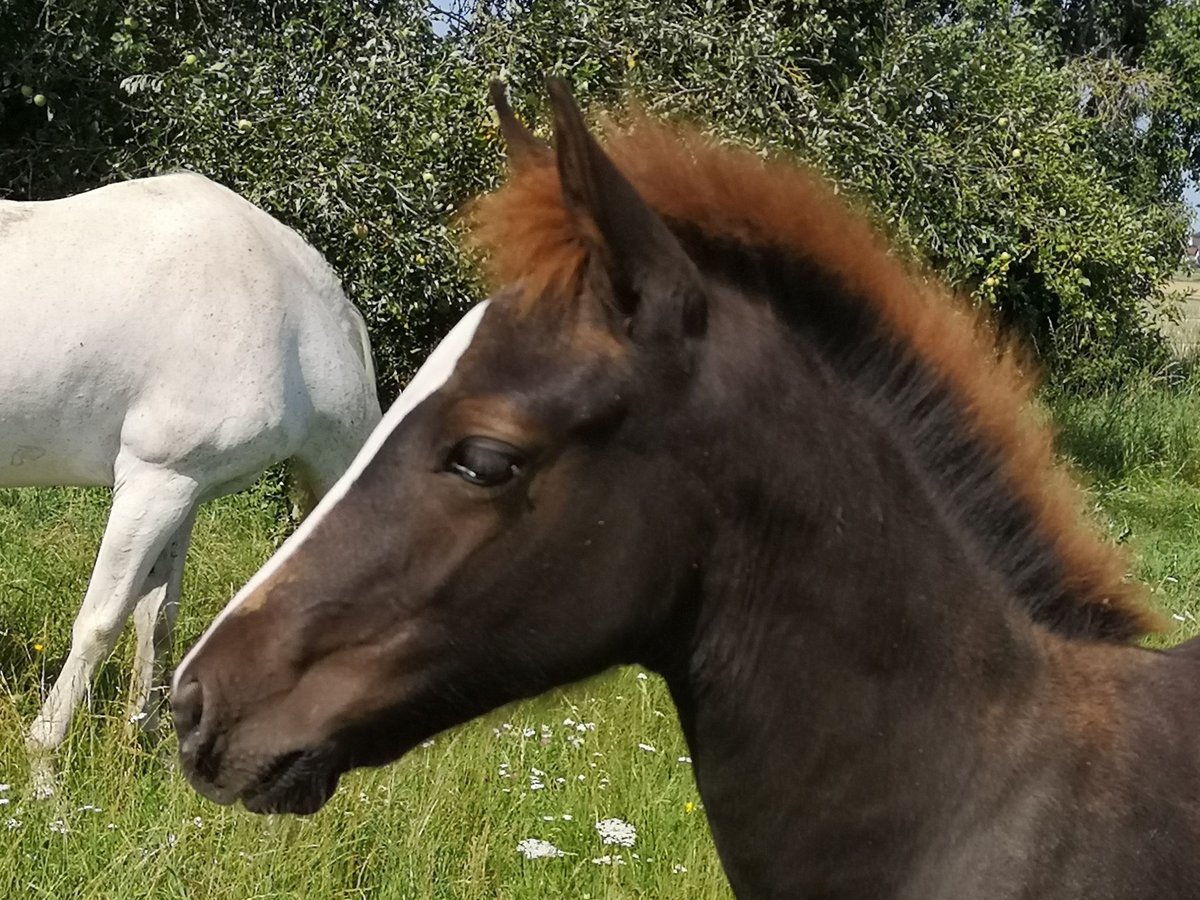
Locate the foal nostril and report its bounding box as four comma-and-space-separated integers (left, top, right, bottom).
170, 674, 233, 801
171, 676, 205, 745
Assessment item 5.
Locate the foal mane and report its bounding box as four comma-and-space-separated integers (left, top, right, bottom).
468, 111, 1157, 642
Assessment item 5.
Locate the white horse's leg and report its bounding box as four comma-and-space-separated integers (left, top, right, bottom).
126, 508, 196, 735
27, 464, 199, 795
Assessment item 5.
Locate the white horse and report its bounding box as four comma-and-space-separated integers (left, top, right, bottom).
0, 172, 382, 789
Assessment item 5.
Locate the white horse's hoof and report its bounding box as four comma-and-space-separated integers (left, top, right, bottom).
29, 760, 57, 801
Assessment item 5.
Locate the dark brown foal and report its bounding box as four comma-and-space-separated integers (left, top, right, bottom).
172, 81, 1200, 898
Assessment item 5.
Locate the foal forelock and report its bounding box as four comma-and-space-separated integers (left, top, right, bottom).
469, 115, 1155, 641
172, 300, 492, 691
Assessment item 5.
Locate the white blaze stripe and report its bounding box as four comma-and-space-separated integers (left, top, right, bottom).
173, 299, 492, 690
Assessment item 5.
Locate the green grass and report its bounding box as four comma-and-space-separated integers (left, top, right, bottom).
0, 485, 727, 899
1044, 372, 1200, 644
6, 378, 1200, 898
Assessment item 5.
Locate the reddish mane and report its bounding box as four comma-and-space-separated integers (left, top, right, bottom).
469, 113, 1156, 639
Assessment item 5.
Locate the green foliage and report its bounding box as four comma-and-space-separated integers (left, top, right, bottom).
467, 0, 1190, 388
2, 0, 1198, 392
104, 1, 498, 399
1147, 0, 1200, 179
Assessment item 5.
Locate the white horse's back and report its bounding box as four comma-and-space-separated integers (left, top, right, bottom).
0, 173, 377, 489
1, 173, 382, 783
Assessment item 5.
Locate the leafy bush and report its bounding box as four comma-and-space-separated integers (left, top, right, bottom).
465, 0, 1190, 389
2, 0, 1196, 394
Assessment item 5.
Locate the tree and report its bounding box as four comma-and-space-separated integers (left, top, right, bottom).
3, 0, 1197, 392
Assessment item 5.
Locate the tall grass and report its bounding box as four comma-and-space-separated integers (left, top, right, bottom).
1047, 367, 1200, 486
1045, 366, 1200, 641
0, 485, 729, 899
4, 376, 1200, 897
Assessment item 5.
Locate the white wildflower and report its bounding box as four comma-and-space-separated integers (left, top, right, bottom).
576, 722, 597, 733
0, 784, 8, 793
420, 739, 435, 748
636, 672, 648, 681
638, 743, 657, 753
516, 838, 564, 860
193, 817, 204, 829
0, 798, 8, 806
5, 818, 20, 830
678, 756, 693, 764
522, 727, 536, 739
48, 819, 68, 835
562, 814, 573, 821
563, 717, 575, 726
592, 854, 626, 866
673, 864, 688, 874
167, 833, 177, 847
595, 817, 636, 847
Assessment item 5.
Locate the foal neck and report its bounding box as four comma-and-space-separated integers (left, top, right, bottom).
658, 294, 1138, 898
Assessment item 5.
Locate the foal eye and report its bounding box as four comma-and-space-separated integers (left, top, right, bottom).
446, 437, 524, 487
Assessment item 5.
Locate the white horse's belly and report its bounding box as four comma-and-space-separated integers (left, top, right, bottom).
0, 344, 125, 486
0, 415, 121, 487
0, 179, 310, 488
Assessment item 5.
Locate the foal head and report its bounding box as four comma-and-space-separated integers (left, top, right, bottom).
172, 82, 722, 813
172, 81, 1151, 816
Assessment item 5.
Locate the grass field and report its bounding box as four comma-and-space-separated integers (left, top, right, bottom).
0, 487, 729, 898
6, 377, 1200, 898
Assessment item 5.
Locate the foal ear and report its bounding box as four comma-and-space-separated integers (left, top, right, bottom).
489, 82, 551, 172
545, 78, 706, 343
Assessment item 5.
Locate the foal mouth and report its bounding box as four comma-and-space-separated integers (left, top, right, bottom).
239, 747, 343, 815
